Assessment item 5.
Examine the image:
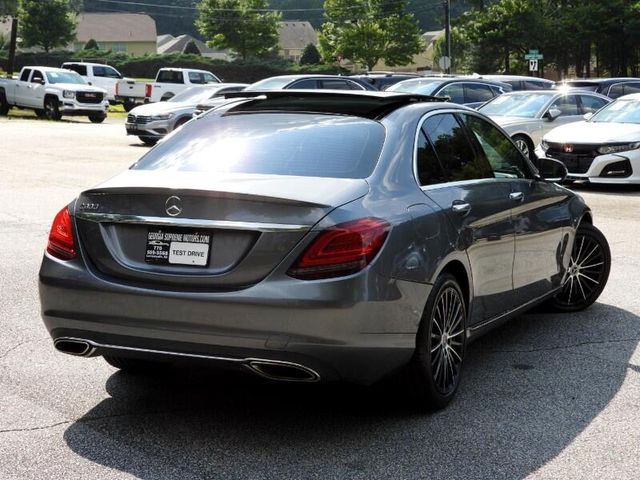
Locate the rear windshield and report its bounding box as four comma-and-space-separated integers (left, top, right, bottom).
132, 113, 385, 179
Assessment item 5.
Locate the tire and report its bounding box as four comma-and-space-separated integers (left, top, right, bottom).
398, 273, 467, 410
88, 113, 106, 123
512, 134, 536, 162
139, 136, 158, 146
103, 355, 166, 374
546, 223, 611, 312
123, 99, 136, 112
160, 93, 174, 102
44, 97, 61, 121
173, 116, 190, 130
0, 92, 9, 115
35, 109, 46, 118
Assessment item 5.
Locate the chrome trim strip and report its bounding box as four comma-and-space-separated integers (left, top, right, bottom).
75, 212, 311, 232
54, 337, 321, 382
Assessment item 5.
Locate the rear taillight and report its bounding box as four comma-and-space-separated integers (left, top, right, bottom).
46, 206, 76, 260
145, 83, 152, 98
115, 81, 119, 96
287, 218, 390, 280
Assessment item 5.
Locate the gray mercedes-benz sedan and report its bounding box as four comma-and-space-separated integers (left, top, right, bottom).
40, 91, 611, 409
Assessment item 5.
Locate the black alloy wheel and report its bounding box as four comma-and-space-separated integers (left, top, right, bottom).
513, 134, 535, 161
548, 223, 611, 312
44, 97, 61, 120
400, 273, 467, 410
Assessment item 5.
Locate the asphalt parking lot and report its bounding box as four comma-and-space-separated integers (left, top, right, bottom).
1, 115, 639, 480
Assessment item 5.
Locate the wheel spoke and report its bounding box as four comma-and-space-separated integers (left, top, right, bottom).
578, 272, 599, 285
576, 275, 588, 300
579, 244, 599, 266
449, 345, 463, 363
581, 261, 604, 270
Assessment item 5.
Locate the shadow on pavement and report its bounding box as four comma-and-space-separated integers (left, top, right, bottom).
567, 182, 640, 196
63, 303, 639, 479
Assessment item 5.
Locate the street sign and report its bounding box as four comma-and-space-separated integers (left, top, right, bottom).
438, 56, 451, 70
525, 49, 544, 60
529, 59, 539, 71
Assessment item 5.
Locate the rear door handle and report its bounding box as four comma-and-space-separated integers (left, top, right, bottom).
451, 202, 471, 216
509, 192, 524, 202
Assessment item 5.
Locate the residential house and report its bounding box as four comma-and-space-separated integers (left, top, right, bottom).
371, 30, 444, 73
278, 21, 317, 63
73, 13, 157, 56
157, 34, 233, 61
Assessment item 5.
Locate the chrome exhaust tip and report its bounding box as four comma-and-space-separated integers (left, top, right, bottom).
53, 338, 96, 357
245, 359, 320, 383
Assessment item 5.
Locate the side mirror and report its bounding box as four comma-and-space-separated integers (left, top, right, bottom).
36, 79, 45, 85
544, 107, 562, 121
583, 112, 594, 120
539, 157, 568, 183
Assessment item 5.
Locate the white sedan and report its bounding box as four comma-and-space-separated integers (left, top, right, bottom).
535, 93, 640, 184
478, 90, 610, 160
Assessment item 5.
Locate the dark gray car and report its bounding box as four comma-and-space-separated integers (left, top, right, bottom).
40, 91, 611, 410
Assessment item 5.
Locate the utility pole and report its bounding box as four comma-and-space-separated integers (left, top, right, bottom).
444, 0, 451, 74
7, 16, 17, 76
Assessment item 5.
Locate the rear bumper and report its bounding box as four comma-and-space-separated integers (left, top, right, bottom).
39, 252, 428, 384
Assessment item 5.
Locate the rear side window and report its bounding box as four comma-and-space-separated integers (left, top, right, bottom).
465, 83, 495, 103
132, 113, 385, 179
157, 70, 184, 84
579, 95, 608, 113
422, 113, 493, 182
416, 131, 447, 186
437, 83, 465, 103
20, 69, 32, 82
65, 64, 87, 76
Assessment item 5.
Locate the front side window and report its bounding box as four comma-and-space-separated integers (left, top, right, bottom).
289, 79, 318, 89
422, 113, 493, 182
31, 70, 44, 84
549, 95, 580, 116
188, 72, 205, 84
437, 83, 465, 104
93, 66, 121, 78
320, 80, 353, 90
462, 114, 529, 179
203, 73, 220, 83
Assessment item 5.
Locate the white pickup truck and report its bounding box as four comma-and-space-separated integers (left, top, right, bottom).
147, 68, 221, 103
0, 66, 109, 122
61, 61, 144, 111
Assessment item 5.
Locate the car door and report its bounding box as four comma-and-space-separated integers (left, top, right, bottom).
15, 68, 32, 106
461, 112, 572, 303
417, 111, 516, 324
28, 69, 46, 109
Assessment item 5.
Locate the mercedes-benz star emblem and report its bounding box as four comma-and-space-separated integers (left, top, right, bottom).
165, 196, 183, 217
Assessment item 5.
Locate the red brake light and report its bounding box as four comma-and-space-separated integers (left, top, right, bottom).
287, 218, 390, 280
145, 83, 152, 98
46, 206, 77, 260
115, 81, 119, 96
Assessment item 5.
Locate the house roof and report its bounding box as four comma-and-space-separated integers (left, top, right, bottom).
157, 34, 175, 48
157, 34, 228, 56
278, 21, 317, 50
422, 30, 445, 48
76, 13, 157, 43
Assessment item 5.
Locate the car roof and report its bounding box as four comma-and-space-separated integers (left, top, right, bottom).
561, 78, 640, 85
477, 74, 554, 83
62, 62, 116, 68
23, 66, 76, 73
616, 93, 640, 101
222, 90, 450, 120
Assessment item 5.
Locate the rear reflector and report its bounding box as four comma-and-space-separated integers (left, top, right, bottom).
287, 218, 390, 280
46, 206, 76, 260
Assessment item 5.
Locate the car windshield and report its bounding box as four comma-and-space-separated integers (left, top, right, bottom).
478, 93, 552, 117
245, 77, 295, 91
132, 113, 385, 179
46, 71, 86, 84
170, 86, 225, 104
386, 79, 443, 95
589, 99, 640, 123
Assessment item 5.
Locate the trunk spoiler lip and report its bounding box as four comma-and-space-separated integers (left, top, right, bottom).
74, 212, 312, 233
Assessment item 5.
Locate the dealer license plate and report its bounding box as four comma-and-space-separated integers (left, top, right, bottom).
144, 228, 211, 267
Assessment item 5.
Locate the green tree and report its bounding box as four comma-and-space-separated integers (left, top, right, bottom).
84, 38, 99, 50
19, 0, 76, 52
299, 43, 321, 65
319, 0, 424, 70
196, 0, 280, 60
0, 0, 18, 17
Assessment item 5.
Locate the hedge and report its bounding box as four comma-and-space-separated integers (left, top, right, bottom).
0, 51, 347, 82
